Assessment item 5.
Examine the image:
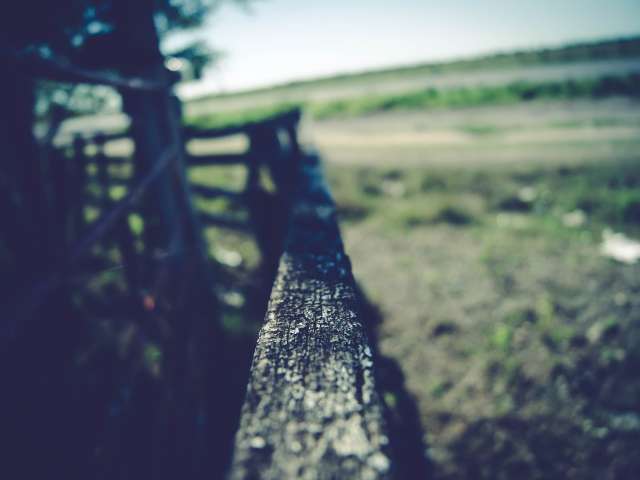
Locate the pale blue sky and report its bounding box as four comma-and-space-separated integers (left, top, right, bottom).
166, 0, 640, 96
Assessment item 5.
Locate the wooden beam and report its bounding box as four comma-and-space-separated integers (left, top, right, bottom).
185, 153, 248, 166
9, 51, 166, 91
229, 151, 393, 480
86, 131, 131, 143
87, 176, 129, 187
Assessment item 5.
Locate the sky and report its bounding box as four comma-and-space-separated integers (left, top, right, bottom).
165, 0, 640, 97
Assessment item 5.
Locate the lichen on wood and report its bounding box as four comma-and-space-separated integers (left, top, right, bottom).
229, 152, 392, 479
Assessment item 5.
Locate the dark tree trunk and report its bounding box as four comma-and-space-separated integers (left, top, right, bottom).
0, 67, 48, 295
0, 66, 89, 480
111, 0, 185, 263
106, 4, 225, 478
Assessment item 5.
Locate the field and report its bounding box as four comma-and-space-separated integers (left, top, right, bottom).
183, 36, 640, 118
186, 94, 640, 478
326, 142, 640, 479
59, 37, 640, 478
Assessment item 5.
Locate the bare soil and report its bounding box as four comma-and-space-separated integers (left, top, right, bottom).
316, 102, 640, 478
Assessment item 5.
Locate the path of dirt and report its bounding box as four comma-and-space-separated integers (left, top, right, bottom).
309, 98, 640, 166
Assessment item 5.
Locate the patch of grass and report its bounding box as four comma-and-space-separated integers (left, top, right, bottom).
431, 380, 454, 399
491, 324, 514, 352
204, 228, 260, 270
459, 124, 501, 136
541, 159, 640, 233
127, 213, 144, 235
534, 295, 574, 349
420, 174, 448, 192
504, 307, 538, 327
550, 117, 640, 129
84, 205, 100, 223
188, 164, 247, 192
185, 102, 299, 130
591, 117, 640, 128
185, 74, 640, 125
328, 157, 640, 254
323, 154, 640, 478
109, 185, 126, 200
388, 200, 479, 229
383, 391, 398, 409
309, 74, 640, 120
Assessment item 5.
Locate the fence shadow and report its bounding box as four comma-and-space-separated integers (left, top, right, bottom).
356, 284, 433, 479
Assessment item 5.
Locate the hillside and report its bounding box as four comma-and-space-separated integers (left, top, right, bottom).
192, 35, 640, 102
183, 36, 640, 124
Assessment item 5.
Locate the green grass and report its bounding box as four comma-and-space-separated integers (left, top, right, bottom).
310, 74, 640, 119
459, 124, 501, 136
186, 74, 640, 127
186, 164, 261, 268
179, 142, 635, 271
293, 134, 640, 476
184, 102, 300, 129
327, 157, 640, 238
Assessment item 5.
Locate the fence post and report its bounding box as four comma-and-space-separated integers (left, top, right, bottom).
230, 151, 393, 480
95, 133, 110, 210
49, 148, 69, 261
72, 135, 87, 239
246, 126, 291, 272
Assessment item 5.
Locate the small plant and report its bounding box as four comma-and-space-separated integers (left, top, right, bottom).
491, 324, 513, 352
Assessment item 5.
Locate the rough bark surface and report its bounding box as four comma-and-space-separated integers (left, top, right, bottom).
229, 152, 392, 479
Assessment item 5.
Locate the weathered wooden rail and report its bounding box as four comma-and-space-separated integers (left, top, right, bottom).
230, 149, 393, 479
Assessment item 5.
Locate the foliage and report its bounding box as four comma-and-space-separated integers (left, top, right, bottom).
1, 1, 237, 118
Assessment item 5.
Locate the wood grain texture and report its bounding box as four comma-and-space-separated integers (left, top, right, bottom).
229, 152, 392, 480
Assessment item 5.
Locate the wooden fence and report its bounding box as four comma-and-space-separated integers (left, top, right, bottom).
6, 50, 394, 479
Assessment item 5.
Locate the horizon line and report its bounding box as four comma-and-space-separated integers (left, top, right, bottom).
179, 32, 640, 100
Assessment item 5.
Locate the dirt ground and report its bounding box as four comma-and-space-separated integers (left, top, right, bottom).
182, 98, 640, 478
341, 207, 640, 479
316, 99, 640, 478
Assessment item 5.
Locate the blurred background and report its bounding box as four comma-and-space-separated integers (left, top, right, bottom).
2, 0, 640, 478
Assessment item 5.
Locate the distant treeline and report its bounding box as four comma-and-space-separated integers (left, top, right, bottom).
319, 35, 640, 84
187, 73, 640, 126
195, 35, 640, 102
415, 35, 640, 73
